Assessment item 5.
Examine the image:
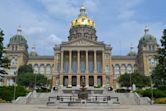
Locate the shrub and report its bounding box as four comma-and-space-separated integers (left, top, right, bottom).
0, 86, 28, 102
155, 98, 166, 104
115, 88, 130, 93
135, 89, 166, 98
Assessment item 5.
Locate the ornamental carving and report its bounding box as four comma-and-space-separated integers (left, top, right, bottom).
70, 40, 95, 46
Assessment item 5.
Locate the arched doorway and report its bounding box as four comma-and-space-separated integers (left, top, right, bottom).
97, 76, 102, 87
89, 76, 94, 86
63, 76, 68, 86
72, 76, 77, 86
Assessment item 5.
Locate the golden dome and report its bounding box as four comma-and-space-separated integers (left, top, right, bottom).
71, 5, 95, 28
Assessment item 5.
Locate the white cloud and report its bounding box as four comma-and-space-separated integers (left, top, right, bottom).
47, 34, 63, 45
25, 27, 46, 35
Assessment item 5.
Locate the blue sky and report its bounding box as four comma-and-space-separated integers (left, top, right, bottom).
0, 0, 165, 55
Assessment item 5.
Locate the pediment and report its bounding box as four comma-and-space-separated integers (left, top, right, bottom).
62, 38, 104, 46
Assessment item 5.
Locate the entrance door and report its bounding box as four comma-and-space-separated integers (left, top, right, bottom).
97, 76, 102, 87
63, 76, 68, 86
89, 76, 94, 86
72, 76, 77, 86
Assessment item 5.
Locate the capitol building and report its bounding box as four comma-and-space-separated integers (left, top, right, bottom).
2, 6, 158, 89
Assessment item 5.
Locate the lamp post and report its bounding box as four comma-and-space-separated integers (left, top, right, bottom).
13, 71, 17, 100
34, 71, 37, 90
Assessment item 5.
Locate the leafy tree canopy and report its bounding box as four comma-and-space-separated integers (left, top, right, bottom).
152, 29, 166, 87
0, 29, 10, 77
118, 73, 150, 88
18, 64, 33, 75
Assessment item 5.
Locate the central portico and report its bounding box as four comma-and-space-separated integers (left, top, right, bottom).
53, 5, 112, 88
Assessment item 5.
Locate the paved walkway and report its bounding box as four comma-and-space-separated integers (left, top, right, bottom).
0, 104, 166, 111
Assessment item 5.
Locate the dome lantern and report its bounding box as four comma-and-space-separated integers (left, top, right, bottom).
71, 5, 95, 28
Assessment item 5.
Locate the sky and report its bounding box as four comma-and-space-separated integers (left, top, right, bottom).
0, 0, 166, 56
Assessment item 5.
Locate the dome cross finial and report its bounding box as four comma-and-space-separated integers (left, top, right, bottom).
17, 25, 22, 35
144, 25, 149, 35
79, 4, 87, 16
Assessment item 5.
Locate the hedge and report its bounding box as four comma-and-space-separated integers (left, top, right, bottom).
0, 86, 28, 102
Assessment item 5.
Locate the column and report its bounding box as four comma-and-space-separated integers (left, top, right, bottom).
60, 74, 63, 87
102, 51, 105, 73
86, 50, 89, 73
68, 75, 72, 87
86, 74, 89, 87
94, 75, 97, 87
102, 74, 106, 87
60, 51, 64, 73
77, 74, 80, 87
69, 50, 72, 73
94, 50, 97, 73
77, 51, 80, 87
77, 51, 80, 73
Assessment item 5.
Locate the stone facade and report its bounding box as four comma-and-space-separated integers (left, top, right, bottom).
2, 7, 158, 89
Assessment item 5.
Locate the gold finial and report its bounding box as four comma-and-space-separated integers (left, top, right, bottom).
17, 25, 22, 35
79, 4, 86, 16
144, 25, 149, 35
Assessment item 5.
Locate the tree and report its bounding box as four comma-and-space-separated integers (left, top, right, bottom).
152, 29, 166, 87
18, 64, 33, 75
118, 73, 150, 88
17, 73, 48, 89
17, 65, 48, 89
0, 29, 10, 77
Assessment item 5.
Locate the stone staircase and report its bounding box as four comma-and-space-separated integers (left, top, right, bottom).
110, 92, 151, 105
13, 91, 50, 104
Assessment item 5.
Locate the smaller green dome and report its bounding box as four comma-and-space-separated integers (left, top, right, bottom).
10, 34, 27, 44
139, 34, 156, 44
128, 51, 137, 56
29, 51, 38, 57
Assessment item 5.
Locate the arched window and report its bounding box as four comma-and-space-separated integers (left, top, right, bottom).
34, 64, 38, 74
40, 64, 44, 75
114, 64, 120, 79
127, 64, 132, 74
121, 64, 126, 75
46, 64, 51, 77
11, 58, 16, 66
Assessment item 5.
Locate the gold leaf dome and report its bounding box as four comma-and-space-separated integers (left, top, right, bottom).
71, 5, 95, 28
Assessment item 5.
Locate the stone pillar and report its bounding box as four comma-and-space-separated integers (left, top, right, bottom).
68, 74, 72, 87
77, 74, 80, 87
102, 74, 106, 87
60, 51, 64, 73
69, 50, 72, 73
85, 74, 89, 87
94, 74, 97, 87
94, 50, 97, 73
77, 50, 80, 73
60, 51, 64, 87
60, 74, 63, 87
77, 51, 80, 87
86, 50, 89, 73
102, 51, 105, 73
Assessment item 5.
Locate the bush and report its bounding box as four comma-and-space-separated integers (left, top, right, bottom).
155, 98, 166, 104
0, 98, 7, 103
0, 86, 28, 102
135, 89, 166, 98
115, 88, 130, 93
